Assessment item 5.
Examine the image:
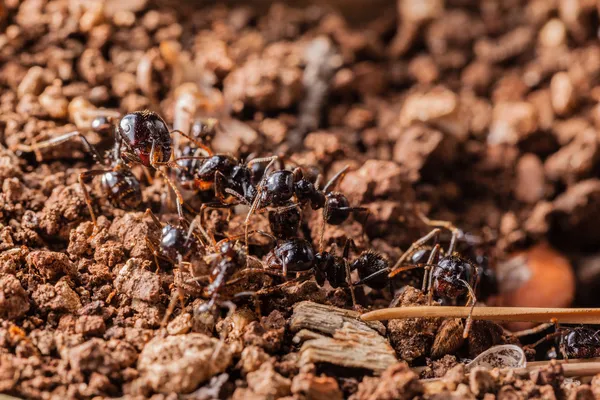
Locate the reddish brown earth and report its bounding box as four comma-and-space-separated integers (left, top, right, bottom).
2, 0, 600, 398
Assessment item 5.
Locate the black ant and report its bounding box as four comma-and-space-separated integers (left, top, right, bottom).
356, 214, 483, 338
15, 110, 206, 223
527, 326, 600, 360
250, 234, 390, 306
247, 165, 367, 248
143, 208, 202, 270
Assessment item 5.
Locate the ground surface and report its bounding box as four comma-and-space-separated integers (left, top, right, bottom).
2, 0, 600, 399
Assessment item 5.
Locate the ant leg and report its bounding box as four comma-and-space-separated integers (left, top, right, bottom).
389, 229, 441, 278
511, 323, 555, 338
314, 174, 323, 191
144, 236, 162, 272
417, 211, 462, 256
161, 288, 183, 328
423, 244, 441, 294
170, 129, 214, 156
458, 278, 477, 339
154, 168, 185, 219
343, 238, 358, 259
246, 155, 279, 167
15, 130, 105, 164
344, 259, 357, 307
323, 165, 350, 193
224, 188, 249, 205
530, 331, 564, 354
144, 208, 163, 230
78, 169, 112, 227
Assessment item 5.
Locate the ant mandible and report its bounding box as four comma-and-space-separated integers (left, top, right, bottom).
15, 110, 206, 222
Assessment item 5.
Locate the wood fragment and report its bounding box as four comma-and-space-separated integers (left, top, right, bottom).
361, 306, 600, 324
290, 301, 397, 374
291, 301, 386, 335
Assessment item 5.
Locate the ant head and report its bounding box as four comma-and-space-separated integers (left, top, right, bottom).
261, 170, 294, 206
432, 255, 474, 299
118, 110, 171, 167
324, 192, 350, 225
100, 169, 142, 210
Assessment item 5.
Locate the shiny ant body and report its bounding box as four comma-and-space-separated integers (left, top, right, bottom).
246, 165, 367, 249
15, 110, 204, 224
356, 214, 484, 338
525, 325, 600, 360
253, 235, 390, 305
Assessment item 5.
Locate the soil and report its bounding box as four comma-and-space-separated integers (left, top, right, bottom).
2, 0, 600, 399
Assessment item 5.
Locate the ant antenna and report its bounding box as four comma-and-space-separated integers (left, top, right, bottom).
458, 278, 477, 339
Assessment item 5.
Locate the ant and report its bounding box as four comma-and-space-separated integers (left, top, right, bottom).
528, 326, 600, 360
247, 165, 368, 249
143, 208, 203, 271
15, 110, 206, 223
356, 214, 483, 338
251, 234, 390, 306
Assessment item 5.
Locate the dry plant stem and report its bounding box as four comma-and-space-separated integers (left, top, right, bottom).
361, 306, 600, 324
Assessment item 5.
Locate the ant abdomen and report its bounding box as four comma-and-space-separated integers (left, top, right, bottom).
353, 251, 389, 289
159, 224, 196, 261
265, 238, 315, 274
100, 169, 142, 210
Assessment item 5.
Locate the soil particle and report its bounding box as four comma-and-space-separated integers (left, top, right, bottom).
350, 362, 423, 400
387, 286, 441, 363
26, 250, 76, 280
243, 362, 292, 398
469, 367, 497, 397
515, 153, 546, 203
166, 312, 192, 335
32, 277, 81, 313
135, 333, 233, 394
339, 160, 412, 205
115, 258, 161, 303
0, 274, 30, 320
75, 315, 106, 337
38, 184, 88, 240
547, 179, 600, 249
545, 129, 599, 184
291, 370, 344, 400
68, 338, 137, 377
108, 213, 154, 259
239, 345, 272, 375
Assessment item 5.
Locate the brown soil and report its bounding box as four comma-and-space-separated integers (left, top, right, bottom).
2, 0, 600, 399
